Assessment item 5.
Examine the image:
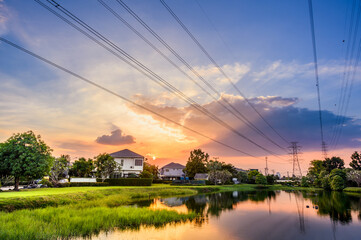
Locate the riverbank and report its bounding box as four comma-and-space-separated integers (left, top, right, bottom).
0, 184, 355, 239
0, 183, 322, 212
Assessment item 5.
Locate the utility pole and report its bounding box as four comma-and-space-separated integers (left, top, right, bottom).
289, 142, 302, 179
265, 157, 269, 176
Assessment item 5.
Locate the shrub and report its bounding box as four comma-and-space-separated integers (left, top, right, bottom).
152, 180, 172, 184
300, 176, 309, 187
321, 176, 331, 190
330, 175, 345, 191
255, 174, 267, 185
329, 169, 346, 180
139, 170, 153, 179
266, 175, 275, 185
39, 179, 53, 187
105, 178, 152, 186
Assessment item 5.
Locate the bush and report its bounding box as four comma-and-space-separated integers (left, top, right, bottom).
39, 179, 53, 187
139, 170, 153, 179
58, 182, 108, 187
329, 169, 346, 180
152, 180, 172, 184
255, 174, 267, 185
330, 175, 345, 191
321, 176, 331, 190
266, 175, 275, 185
105, 178, 152, 186
300, 176, 309, 187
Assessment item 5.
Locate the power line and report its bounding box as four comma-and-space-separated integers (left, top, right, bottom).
331, 0, 357, 146
0, 36, 257, 158
307, 0, 327, 158
159, 0, 290, 145
37, 0, 286, 159
331, 0, 361, 149
97, 0, 288, 153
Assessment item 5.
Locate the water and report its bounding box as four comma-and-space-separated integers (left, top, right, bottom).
92, 190, 361, 240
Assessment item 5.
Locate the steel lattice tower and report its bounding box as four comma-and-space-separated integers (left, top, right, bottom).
290, 142, 302, 178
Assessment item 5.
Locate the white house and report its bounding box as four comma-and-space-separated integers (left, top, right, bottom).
110, 149, 144, 177
160, 162, 185, 180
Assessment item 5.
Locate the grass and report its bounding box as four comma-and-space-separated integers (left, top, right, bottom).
0, 205, 196, 240
343, 187, 361, 193
0, 183, 329, 239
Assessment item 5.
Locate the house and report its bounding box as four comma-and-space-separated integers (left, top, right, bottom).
160, 162, 185, 180
194, 173, 209, 180
110, 149, 144, 178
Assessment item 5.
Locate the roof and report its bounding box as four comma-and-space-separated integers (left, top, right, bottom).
194, 173, 208, 179
110, 149, 144, 158
161, 162, 185, 169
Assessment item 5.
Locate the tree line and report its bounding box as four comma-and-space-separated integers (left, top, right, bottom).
183, 149, 276, 185
303, 154, 361, 190
0, 131, 158, 190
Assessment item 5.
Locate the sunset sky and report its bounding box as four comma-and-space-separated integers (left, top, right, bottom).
0, 0, 360, 175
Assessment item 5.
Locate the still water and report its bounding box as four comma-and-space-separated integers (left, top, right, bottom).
94, 190, 361, 240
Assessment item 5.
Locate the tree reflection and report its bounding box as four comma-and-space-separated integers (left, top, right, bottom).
303, 191, 360, 224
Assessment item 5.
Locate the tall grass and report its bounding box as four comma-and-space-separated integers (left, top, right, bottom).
0, 205, 196, 240
0, 187, 198, 211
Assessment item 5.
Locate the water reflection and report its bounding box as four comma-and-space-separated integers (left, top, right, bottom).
100, 190, 361, 240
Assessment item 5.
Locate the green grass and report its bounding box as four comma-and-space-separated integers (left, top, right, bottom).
344, 187, 361, 193
0, 183, 326, 239
0, 205, 196, 240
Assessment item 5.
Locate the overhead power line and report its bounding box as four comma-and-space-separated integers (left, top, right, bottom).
97, 0, 288, 152
159, 0, 290, 145
331, 0, 361, 149
0, 36, 257, 157
36, 0, 286, 159
307, 0, 327, 158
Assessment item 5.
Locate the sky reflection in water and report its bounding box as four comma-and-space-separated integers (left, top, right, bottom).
93, 190, 361, 240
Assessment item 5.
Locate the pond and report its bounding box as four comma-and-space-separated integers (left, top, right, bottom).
91, 190, 361, 240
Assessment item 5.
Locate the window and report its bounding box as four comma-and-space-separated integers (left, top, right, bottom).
135, 159, 143, 166
120, 159, 124, 166
166, 169, 169, 172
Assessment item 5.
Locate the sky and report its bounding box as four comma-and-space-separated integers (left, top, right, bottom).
0, 0, 360, 175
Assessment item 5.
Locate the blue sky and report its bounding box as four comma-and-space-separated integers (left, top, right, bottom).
0, 0, 360, 172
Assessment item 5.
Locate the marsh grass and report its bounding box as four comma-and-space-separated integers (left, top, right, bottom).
0, 205, 196, 240
0, 187, 197, 211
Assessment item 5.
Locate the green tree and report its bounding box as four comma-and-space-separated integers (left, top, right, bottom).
247, 170, 259, 184
206, 158, 223, 172
221, 163, 238, 178
307, 160, 325, 184
50, 155, 70, 184
266, 175, 275, 185
209, 170, 232, 185
94, 153, 119, 181
350, 151, 361, 170
301, 176, 310, 187
139, 170, 153, 179
329, 168, 346, 181
323, 157, 345, 172
255, 173, 267, 185
143, 162, 159, 180
322, 176, 331, 190
237, 171, 248, 183
70, 157, 94, 177
330, 175, 345, 191
0, 131, 53, 190
184, 149, 208, 178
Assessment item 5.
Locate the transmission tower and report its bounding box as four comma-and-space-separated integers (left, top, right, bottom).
265, 157, 269, 176
321, 141, 328, 159
289, 142, 302, 178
